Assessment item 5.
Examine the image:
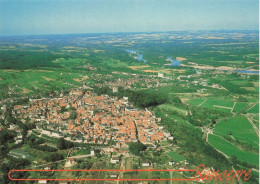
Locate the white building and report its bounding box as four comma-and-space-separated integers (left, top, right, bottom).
158, 73, 164, 78
112, 87, 118, 93
66, 158, 76, 167
110, 173, 118, 178
111, 157, 120, 164
142, 162, 150, 167
169, 161, 175, 166
168, 136, 174, 141
41, 130, 51, 136
38, 180, 47, 184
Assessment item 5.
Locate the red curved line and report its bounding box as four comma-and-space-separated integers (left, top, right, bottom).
9, 169, 197, 181
9, 169, 196, 172
9, 178, 195, 181
8, 170, 14, 180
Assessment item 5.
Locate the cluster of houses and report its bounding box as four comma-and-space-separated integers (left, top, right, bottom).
11, 90, 173, 148
93, 72, 174, 90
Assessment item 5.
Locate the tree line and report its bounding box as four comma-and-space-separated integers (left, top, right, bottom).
94, 86, 168, 108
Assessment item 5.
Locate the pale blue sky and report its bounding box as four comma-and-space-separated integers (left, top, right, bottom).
0, 0, 259, 36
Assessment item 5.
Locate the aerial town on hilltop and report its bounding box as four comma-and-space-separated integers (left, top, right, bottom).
11, 90, 172, 149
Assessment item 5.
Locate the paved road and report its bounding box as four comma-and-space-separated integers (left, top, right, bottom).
68, 154, 93, 159
28, 159, 66, 169
231, 102, 237, 113
247, 103, 257, 112
198, 99, 207, 107
117, 156, 126, 184
169, 171, 173, 184
27, 154, 93, 169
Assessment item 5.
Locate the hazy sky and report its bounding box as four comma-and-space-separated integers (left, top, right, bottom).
0, 0, 259, 36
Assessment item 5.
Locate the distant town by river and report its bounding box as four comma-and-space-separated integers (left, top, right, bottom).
126, 49, 259, 74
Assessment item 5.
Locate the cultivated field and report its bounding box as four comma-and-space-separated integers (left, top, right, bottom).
233, 102, 250, 113
186, 98, 205, 106
208, 134, 259, 166
157, 104, 188, 116
213, 116, 259, 148
167, 151, 186, 162
248, 103, 259, 113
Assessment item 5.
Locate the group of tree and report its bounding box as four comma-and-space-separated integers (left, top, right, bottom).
0, 49, 62, 69
0, 129, 16, 157
0, 108, 37, 158
128, 142, 147, 156
28, 136, 57, 152
94, 86, 169, 108
210, 79, 248, 94
94, 86, 113, 96
118, 88, 168, 108
43, 153, 64, 162
57, 137, 74, 150
0, 157, 30, 184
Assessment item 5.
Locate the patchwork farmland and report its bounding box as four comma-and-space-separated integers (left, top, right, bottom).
187, 97, 259, 170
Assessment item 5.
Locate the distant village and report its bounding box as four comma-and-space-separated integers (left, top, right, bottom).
93, 72, 174, 90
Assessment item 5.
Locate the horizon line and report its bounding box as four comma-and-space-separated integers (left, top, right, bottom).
0, 29, 259, 37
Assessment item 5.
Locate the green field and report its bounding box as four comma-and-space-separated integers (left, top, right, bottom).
72, 149, 90, 156
248, 103, 259, 113
213, 116, 259, 148
157, 104, 187, 116
168, 115, 196, 129
231, 80, 253, 87
208, 134, 259, 166
233, 102, 250, 113
190, 98, 235, 113
202, 99, 234, 107
186, 98, 205, 106
0, 60, 87, 97
167, 151, 186, 162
